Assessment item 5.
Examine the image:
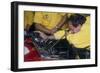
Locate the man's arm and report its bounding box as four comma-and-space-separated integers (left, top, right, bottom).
35, 23, 53, 35
35, 14, 67, 35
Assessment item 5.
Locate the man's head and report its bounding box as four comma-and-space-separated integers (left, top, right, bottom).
68, 14, 86, 33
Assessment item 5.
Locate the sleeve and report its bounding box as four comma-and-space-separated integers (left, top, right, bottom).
33, 12, 43, 24
54, 30, 65, 39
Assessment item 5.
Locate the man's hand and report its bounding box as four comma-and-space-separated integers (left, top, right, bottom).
34, 31, 48, 40
34, 31, 55, 40
35, 24, 54, 35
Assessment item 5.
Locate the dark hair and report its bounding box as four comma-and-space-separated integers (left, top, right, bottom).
28, 22, 36, 32
68, 14, 86, 27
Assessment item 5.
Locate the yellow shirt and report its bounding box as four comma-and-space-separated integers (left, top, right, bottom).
54, 16, 90, 49
33, 12, 66, 29
24, 11, 35, 28
54, 29, 65, 39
